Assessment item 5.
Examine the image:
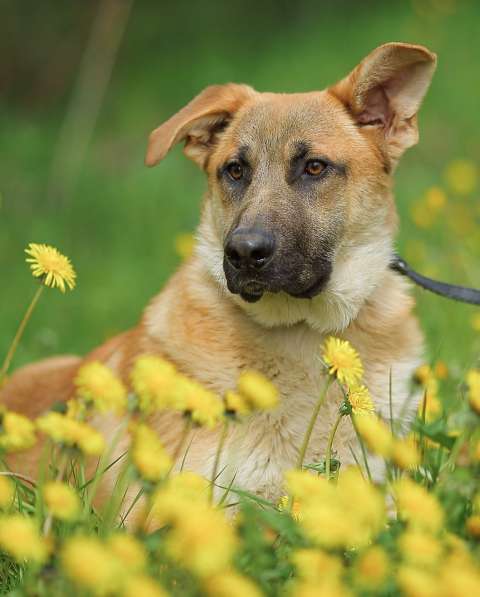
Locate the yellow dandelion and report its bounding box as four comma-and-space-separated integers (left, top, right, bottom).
292, 548, 343, 582
347, 385, 374, 415
166, 504, 237, 577
397, 565, 440, 597
473, 440, 480, 463
398, 529, 443, 568
0, 476, 14, 509
278, 495, 302, 520
0, 514, 47, 563
466, 369, 480, 415
25, 243, 76, 292
130, 355, 179, 413
37, 412, 105, 456
425, 186, 447, 211
444, 158, 477, 195
224, 391, 251, 417
434, 360, 448, 380
0, 411, 36, 452
204, 570, 263, 597
354, 414, 393, 457
182, 379, 225, 428
394, 478, 444, 532
322, 337, 363, 387
354, 546, 390, 590
108, 534, 147, 572
130, 423, 172, 482
414, 364, 434, 386
61, 536, 121, 594
237, 370, 279, 411
43, 481, 80, 521
410, 201, 435, 229
124, 575, 168, 597
391, 435, 421, 470
175, 232, 195, 260
74, 361, 127, 415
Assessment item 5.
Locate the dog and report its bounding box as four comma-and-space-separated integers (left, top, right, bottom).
3, 42, 435, 513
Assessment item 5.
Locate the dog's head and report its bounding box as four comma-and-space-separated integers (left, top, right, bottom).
146, 43, 436, 331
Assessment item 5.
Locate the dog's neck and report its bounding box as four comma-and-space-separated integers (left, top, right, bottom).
195, 200, 394, 335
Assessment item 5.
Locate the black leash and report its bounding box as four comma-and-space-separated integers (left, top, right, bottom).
390, 254, 480, 306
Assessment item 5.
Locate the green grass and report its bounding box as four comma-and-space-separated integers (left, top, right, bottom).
1, 0, 479, 370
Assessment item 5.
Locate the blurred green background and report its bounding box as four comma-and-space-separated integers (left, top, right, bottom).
1, 0, 479, 375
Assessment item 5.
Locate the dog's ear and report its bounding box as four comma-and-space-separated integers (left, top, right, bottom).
329, 42, 437, 167
145, 83, 255, 168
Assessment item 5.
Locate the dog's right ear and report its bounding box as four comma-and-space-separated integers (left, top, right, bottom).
145, 84, 255, 168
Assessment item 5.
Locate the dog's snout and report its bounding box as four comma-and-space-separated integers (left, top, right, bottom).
225, 229, 275, 270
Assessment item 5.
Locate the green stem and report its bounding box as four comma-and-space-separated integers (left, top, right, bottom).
210, 419, 229, 504
168, 417, 192, 477
296, 377, 332, 469
0, 286, 44, 383
351, 416, 372, 482
325, 412, 344, 480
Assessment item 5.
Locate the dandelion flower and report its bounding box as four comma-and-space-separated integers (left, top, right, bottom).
466, 515, 480, 539
182, 379, 225, 428
278, 495, 302, 520
0, 515, 47, 563
108, 534, 147, 572
61, 536, 121, 593
471, 313, 480, 333
354, 546, 389, 589
130, 423, 172, 482
205, 570, 263, 597
397, 565, 440, 597
237, 370, 279, 410
354, 414, 393, 457
466, 369, 480, 414
444, 159, 477, 195
25, 243, 76, 292
224, 391, 251, 417
43, 481, 80, 521
347, 385, 374, 415
398, 529, 443, 568
425, 186, 447, 211
74, 361, 127, 415
322, 337, 363, 387
0, 476, 14, 509
124, 575, 168, 597
391, 435, 421, 470
394, 478, 444, 532
37, 412, 105, 456
175, 232, 195, 260
130, 355, 179, 413
292, 548, 343, 582
0, 411, 36, 452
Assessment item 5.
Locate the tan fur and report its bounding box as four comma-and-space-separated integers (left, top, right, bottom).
2, 43, 435, 519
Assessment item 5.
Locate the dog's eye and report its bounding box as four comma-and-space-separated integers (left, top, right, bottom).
226, 161, 244, 181
304, 160, 326, 177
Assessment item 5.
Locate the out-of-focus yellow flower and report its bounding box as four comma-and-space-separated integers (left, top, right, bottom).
391, 435, 421, 470
182, 379, 225, 427
444, 159, 477, 195
354, 546, 389, 590
397, 565, 440, 597
284, 470, 332, 503
394, 478, 444, 532
292, 548, 343, 582
433, 360, 448, 380
204, 570, 263, 597
415, 364, 434, 386
466, 369, 480, 414
440, 564, 480, 597
354, 414, 393, 457
0, 515, 47, 563
398, 529, 443, 568
74, 361, 127, 415
37, 412, 105, 455
471, 313, 480, 332
278, 495, 302, 520
65, 398, 86, 420
43, 481, 80, 521
0, 476, 14, 509
124, 575, 168, 597
25, 243, 76, 292
473, 440, 480, 463
0, 411, 36, 452
130, 355, 179, 413
130, 423, 172, 482
291, 578, 351, 597
108, 534, 147, 573
410, 202, 435, 229
237, 370, 279, 411
175, 232, 195, 260
425, 186, 447, 211
323, 337, 363, 387
61, 536, 121, 594
466, 514, 480, 538
347, 385, 374, 415
165, 505, 237, 577
224, 391, 251, 417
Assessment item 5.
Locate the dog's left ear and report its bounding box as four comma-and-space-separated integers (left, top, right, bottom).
329, 42, 437, 167
145, 83, 255, 168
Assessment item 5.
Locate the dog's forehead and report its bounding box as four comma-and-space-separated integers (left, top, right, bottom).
229, 90, 356, 154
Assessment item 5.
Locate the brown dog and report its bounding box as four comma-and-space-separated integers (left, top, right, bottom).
3, 42, 435, 508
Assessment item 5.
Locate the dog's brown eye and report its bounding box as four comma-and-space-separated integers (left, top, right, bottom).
304, 160, 326, 176
226, 162, 244, 181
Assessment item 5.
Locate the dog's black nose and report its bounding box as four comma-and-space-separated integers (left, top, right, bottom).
225, 229, 275, 270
